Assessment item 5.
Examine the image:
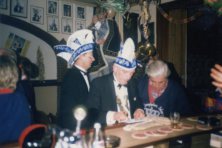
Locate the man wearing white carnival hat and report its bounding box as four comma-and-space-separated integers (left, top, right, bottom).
87, 38, 145, 126
54, 29, 95, 130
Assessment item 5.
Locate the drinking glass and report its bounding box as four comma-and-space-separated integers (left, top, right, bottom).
170, 112, 180, 128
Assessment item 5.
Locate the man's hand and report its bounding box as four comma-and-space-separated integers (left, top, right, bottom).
113, 111, 128, 122
133, 109, 145, 119
211, 64, 222, 88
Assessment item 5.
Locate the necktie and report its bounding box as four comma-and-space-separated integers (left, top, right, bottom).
80, 70, 88, 75
80, 70, 89, 80
117, 84, 127, 89
116, 96, 129, 117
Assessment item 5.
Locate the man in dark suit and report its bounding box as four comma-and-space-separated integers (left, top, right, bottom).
88, 38, 145, 126
54, 29, 95, 130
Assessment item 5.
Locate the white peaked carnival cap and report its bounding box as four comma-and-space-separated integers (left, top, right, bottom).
54, 29, 94, 66
115, 38, 137, 70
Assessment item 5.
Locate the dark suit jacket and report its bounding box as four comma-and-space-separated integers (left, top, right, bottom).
57, 67, 89, 130
87, 73, 143, 126
138, 75, 191, 117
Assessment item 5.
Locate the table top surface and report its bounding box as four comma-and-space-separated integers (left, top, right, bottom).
2, 115, 222, 148
104, 115, 222, 148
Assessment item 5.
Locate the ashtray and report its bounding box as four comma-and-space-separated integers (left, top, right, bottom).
105, 135, 120, 148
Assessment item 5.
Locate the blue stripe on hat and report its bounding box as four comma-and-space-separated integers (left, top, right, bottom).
53, 45, 73, 54
115, 57, 137, 70
68, 43, 94, 66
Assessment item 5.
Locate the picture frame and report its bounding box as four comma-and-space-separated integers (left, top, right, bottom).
76, 20, 85, 31
47, 16, 59, 33
62, 2, 72, 17
0, 0, 7, 9
47, 0, 58, 16
61, 17, 73, 34
30, 6, 44, 24
4, 33, 30, 55
76, 5, 85, 20
10, 0, 28, 18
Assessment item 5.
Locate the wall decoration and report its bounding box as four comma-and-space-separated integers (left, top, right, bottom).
30, 6, 44, 24
76, 20, 85, 31
10, 0, 28, 18
62, 2, 72, 17
4, 33, 30, 55
148, 22, 155, 44
205, 0, 222, 15
37, 47, 45, 80
47, 0, 58, 16
47, 16, 59, 32
61, 17, 73, 34
0, 0, 7, 9
76, 5, 85, 20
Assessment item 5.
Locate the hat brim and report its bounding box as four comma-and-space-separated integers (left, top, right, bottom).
115, 57, 137, 70
68, 43, 94, 65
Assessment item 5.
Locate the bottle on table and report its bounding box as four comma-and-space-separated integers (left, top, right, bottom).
92, 123, 105, 148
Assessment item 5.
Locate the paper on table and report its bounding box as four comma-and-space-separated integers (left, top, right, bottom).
122, 117, 171, 131
122, 119, 154, 131
120, 118, 147, 124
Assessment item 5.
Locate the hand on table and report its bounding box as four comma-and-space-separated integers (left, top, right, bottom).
133, 109, 145, 119
114, 111, 129, 122
210, 64, 222, 88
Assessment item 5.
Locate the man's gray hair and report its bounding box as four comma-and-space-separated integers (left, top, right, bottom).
146, 60, 171, 78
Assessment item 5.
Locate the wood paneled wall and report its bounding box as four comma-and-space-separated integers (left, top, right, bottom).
157, 8, 187, 85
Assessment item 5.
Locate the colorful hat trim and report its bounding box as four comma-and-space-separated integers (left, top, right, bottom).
115, 56, 137, 70
68, 43, 94, 65
54, 45, 73, 54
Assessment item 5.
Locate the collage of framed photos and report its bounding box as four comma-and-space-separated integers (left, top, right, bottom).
46, 0, 86, 34
0, 0, 87, 34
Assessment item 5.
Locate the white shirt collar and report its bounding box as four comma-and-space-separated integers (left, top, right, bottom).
113, 74, 120, 84
74, 64, 87, 73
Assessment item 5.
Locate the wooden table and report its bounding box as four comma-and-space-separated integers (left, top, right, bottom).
2, 115, 222, 148
0, 142, 19, 148
104, 116, 222, 148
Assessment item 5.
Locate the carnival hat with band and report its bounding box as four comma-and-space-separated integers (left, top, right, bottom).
115, 38, 137, 70
54, 29, 94, 66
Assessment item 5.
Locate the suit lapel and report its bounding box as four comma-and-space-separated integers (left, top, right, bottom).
127, 81, 134, 113
145, 77, 149, 103
107, 73, 118, 110
73, 66, 89, 92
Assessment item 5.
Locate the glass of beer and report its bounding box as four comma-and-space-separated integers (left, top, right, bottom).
170, 112, 180, 128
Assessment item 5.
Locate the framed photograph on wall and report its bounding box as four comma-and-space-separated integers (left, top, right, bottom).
47, 16, 59, 33
76, 5, 85, 20
47, 0, 58, 16
10, 0, 28, 18
4, 33, 30, 55
0, 0, 7, 9
61, 17, 73, 34
76, 20, 85, 31
30, 6, 44, 24
62, 3, 72, 17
